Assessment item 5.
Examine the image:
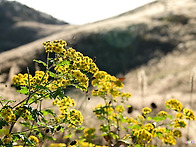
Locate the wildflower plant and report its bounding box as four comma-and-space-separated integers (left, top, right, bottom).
0, 39, 195, 146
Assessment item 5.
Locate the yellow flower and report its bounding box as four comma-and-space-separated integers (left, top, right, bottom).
43, 40, 66, 53
121, 93, 131, 98
158, 111, 168, 117
142, 107, 152, 115
67, 109, 83, 127
115, 105, 125, 113
144, 123, 154, 131
126, 117, 138, 125
50, 143, 66, 147
173, 129, 182, 138
155, 127, 166, 134
165, 99, 183, 112
161, 134, 176, 145
83, 128, 96, 138
135, 129, 153, 144
28, 135, 39, 145
183, 108, 195, 120
173, 119, 187, 128
175, 112, 183, 119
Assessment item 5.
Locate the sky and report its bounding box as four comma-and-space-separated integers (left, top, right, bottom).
8, 0, 156, 25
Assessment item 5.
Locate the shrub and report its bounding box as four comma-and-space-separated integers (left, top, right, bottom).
0, 39, 195, 146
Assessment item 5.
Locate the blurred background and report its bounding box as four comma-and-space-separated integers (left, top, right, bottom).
0, 0, 196, 146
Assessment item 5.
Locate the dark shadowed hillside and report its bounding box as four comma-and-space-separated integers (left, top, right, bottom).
0, 0, 68, 52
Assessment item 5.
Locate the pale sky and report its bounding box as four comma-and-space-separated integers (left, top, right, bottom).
8, 0, 156, 24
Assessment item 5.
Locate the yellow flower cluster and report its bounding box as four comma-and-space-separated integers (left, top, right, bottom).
121, 93, 132, 99
173, 129, 182, 138
126, 117, 138, 125
91, 71, 130, 98
165, 99, 183, 112
31, 71, 49, 85
48, 80, 59, 91
115, 105, 125, 113
94, 103, 113, 117
144, 123, 155, 132
56, 77, 71, 89
175, 112, 183, 119
158, 111, 168, 117
12, 71, 49, 86
161, 133, 176, 145
134, 129, 153, 144
154, 127, 166, 134
1, 108, 16, 124
15, 106, 31, 120
42, 41, 99, 92
12, 73, 31, 86
53, 96, 75, 113
173, 119, 187, 128
53, 97, 82, 127
142, 107, 152, 115
69, 49, 99, 74
67, 109, 83, 127
154, 128, 177, 145
43, 40, 67, 53
83, 127, 96, 138
183, 108, 195, 120
2, 133, 13, 144
71, 70, 89, 90
54, 47, 99, 75
93, 103, 121, 123
28, 135, 39, 145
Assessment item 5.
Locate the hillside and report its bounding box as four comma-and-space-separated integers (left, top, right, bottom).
1, 0, 196, 75
0, 0, 68, 52
0, 0, 196, 145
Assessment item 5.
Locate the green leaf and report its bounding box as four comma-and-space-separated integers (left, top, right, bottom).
20, 122, 30, 127
38, 132, 43, 138
42, 109, 54, 116
119, 114, 127, 123
76, 126, 85, 131
64, 133, 73, 139
17, 86, 29, 95
152, 116, 166, 122
156, 132, 163, 138
60, 127, 64, 133
56, 60, 70, 67
48, 71, 56, 78
45, 109, 54, 116
126, 105, 131, 108
127, 124, 141, 130
41, 110, 48, 116
167, 115, 173, 119
109, 131, 119, 139
33, 59, 47, 67
165, 105, 170, 110
147, 116, 152, 120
